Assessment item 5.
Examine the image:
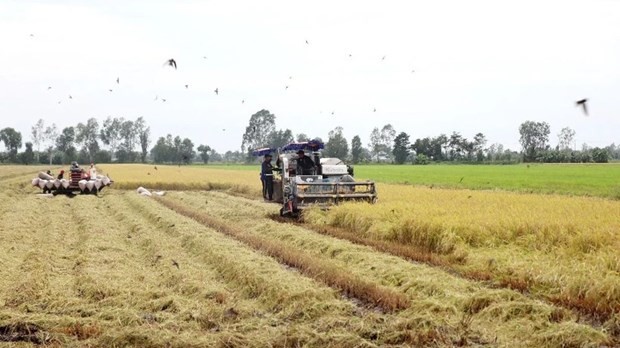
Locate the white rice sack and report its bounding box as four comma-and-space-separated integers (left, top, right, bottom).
86, 180, 95, 191
53, 179, 61, 189
38, 179, 47, 189
153, 191, 166, 196
94, 179, 103, 190
136, 186, 151, 196
78, 180, 87, 191
101, 176, 111, 186
61, 179, 70, 189
45, 180, 54, 189
38, 172, 53, 180
32, 178, 40, 187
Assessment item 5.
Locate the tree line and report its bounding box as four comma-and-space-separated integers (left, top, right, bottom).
0, 117, 213, 165
238, 111, 618, 164
1, 112, 618, 165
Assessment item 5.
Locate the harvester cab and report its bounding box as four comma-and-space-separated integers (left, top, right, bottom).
253, 140, 377, 216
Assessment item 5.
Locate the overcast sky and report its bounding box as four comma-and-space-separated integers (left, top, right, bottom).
1, 0, 619, 153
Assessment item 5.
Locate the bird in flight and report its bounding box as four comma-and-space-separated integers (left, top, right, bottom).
242, 99, 245, 104
214, 88, 219, 95
576, 98, 588, 116
285, 85, 289, 90
373, 108, 376, 112
305, 40, 309, 44
172, 260, 180, 269
382, 56, 386, 61
116, 77, 119, 84
154, 95, 159, 101
164, 58, 177, 69
108, 89, 113, 92
47, 86, 52, 90
185, 84, 189, 89
202, 56, 207, 59
349, 53, 352, 58
162, 98, 167, 102
30, 34, 34, 37
222, 128, 226, 132
289, 76, 293, 80
69, 95, 72, 99
331, 111, 335, 115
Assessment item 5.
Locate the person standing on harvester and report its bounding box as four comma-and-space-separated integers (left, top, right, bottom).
261, 154, 274, 201
296, 150, 315, 175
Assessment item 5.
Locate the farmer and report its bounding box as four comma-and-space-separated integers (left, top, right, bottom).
89, 163, 97, 178
261, 154, 274, 201
296, 150, 315, 175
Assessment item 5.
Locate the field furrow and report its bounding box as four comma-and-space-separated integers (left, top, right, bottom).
156, 191, 612, 347
117, 191, 471, 347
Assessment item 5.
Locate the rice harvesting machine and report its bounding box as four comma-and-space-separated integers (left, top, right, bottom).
30, 162, 112, 195
253, 140, 377, 216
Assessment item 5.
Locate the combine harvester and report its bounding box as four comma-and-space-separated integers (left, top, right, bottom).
31, 162, 112, 195
253, 140, 377, 216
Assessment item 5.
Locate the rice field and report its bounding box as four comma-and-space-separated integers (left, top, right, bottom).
1, 163, 619, 347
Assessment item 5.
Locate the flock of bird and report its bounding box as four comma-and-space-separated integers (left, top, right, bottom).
41, 35, 590, 124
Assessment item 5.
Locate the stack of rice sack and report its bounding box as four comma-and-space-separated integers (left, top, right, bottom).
31, 172, 112, 194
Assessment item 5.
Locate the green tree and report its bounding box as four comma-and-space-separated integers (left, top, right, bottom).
295, 133, 308, 142
558, 127, 576, 151
519, 121, 551, 162
350, 135, 363, 164
368, 127, 381, 161
430, 134, 448, 161
369, 124, 396, 162
135, 117, 150, 163
197, 145, 212, 164
20, 142, 35, 164
118, 119, 136, 162
324, 127, 349, 159
150, 136, 170, 163
241, 109, 276, 153
0, 127, 23, 162
31, 119, 45, 162
76, 118, 100, 163
100, 116, 123, 158
591, 147, 609, 163
43, 123, 58, 165
411, 137, 432, 158
380, 124, 396, 160
392, 132, 411, 164
180, 138, 195, 164
56, 126, 76, 164
267, 129, 294, 149
448, 132, 464, 160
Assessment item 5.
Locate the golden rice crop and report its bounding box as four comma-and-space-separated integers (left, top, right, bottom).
303, 184, 620, 321
160, 190, 612, 346
3, 164, 619, 346
0, 165, 59, 180
100, 164, 261, 196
